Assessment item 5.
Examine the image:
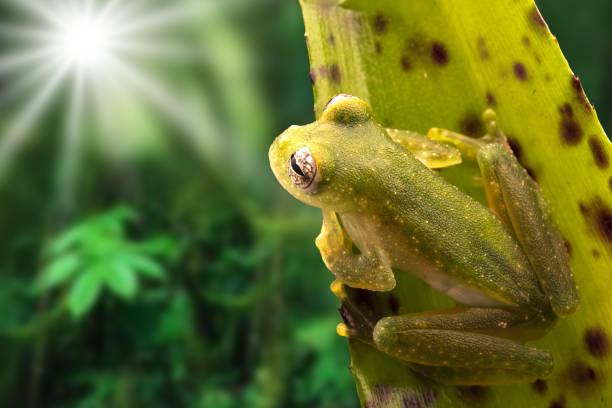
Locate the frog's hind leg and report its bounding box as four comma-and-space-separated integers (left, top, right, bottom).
316, 209, 396, 291
372, 306, 553, 385
427, 111, 578, 317
477, 142, 578, 316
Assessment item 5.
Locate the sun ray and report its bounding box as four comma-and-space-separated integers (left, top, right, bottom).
110, 39, 206, 62
91, 68, 126, 160
6, 0, 63, 28
97, 0, 122, 20
0, 46, 60, 75
109, 3, 201, 37
0, 62, 70, 179
97, 0, 149, 28
0, 55, 64, 108
56, 66, 86, 209
0, 23, 58, 44
104, 55, 222, 161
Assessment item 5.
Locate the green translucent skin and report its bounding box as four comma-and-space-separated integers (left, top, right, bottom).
268, 95, 578, 385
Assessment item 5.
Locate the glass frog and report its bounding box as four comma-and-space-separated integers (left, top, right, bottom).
268, 94, 578, 385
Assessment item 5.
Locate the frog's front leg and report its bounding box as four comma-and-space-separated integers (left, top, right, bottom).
315, 209, 395, 291
372, 307, 553, 385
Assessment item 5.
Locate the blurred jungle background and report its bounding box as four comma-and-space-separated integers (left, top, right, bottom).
0, 1, 610, 407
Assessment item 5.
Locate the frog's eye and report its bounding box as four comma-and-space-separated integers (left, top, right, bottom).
288, 147, 318, 193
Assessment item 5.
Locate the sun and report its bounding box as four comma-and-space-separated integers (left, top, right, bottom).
57, 14, 111, 67
0, 0, 213, 207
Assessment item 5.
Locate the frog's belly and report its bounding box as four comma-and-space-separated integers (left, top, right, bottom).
339, 213, 514, 308
396, 256, 509, 307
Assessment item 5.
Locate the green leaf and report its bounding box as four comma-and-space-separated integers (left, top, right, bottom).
67, 269, 103, 319
123, 254, 166, 279
133, 235, 181, 259
300, 1, 612, 407
104, 265, 138, 300
35, 253, 80, 292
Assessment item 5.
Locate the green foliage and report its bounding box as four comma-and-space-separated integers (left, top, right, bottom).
35, 206, 178, 319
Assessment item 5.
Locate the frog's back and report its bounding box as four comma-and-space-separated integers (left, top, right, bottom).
350, 141, 546, 310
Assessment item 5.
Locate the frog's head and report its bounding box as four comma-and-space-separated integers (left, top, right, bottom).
269, 94, 383, 211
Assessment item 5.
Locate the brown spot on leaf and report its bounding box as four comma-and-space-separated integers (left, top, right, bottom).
559, 103, 583, 145
549, 396, 566, 408
400, 55, 412, 71
593, 205, 612, 244
477, 37, 489, 60
584, 327, 610, 358
566, 361, 598, 388
522, 36, 531, 47
431, 42, 449, 66
588, 136, 609, 169
486, 92, 496, 107
529, 6, 548, 32
328, 33, 335, 45
375, 41, 382, 54
560, 103, 573, 117
535, 55, 542, 65
373, 12, 388, 35
330, 64, 341, 84
308, 69, 316, 85
578, 198, 612, 252
303, 33, 309, 43
505, 137, 535, 179
609, 176, 612, 192
571, 75, 592, 111
592, 248, 600, 258
513, 62, 528, 81
318, 65, 327, 77
460, 113, 484, 137
532, 379, 548, 395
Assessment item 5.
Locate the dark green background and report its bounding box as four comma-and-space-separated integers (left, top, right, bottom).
0, 1, 609, 407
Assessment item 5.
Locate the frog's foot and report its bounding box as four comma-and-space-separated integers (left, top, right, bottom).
316, 209, 395, 291
426, 109, 506, 161
373, 307, 553, 385
384, 128, 461, 169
